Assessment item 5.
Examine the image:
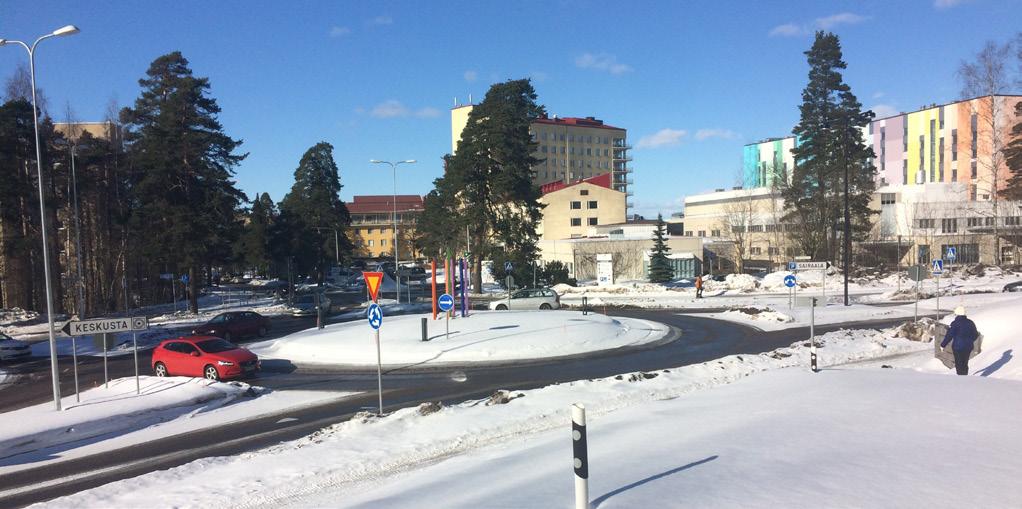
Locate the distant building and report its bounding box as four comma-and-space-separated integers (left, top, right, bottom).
538, 173, 626, 241
346, 195, 424, 259
53, 121, 123, 146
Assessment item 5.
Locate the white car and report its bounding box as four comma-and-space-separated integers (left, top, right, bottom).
0, 332, 31, 361
291, 294, 332, 316
489, 288, 560, 311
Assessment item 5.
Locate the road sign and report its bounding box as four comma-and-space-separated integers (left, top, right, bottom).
795, 296, 819, 307
180, 274, 189, 285
787, 261, 797, 271
793, 261, 829, 270
784, 274, 797, 288
159, 273, 173, 280
932, 259, 944, 275
907, 265, 927, 281
946, 246, 957, 262
367, 303, 383, 330
61, 316, 149, 336
505, 261, 514, 272
363, 271, 383, 302
438, 293, 455, 312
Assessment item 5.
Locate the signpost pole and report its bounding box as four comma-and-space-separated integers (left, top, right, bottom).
171, 275, 177, 314
935, 271, 941, 320
914, 275, 919, 324
810, 297, 818, 373
133, 331, 140, 395
821, 267, 826, 306
375, 327, 383, 416
506, 276, 511, 311
71, 334, 80, 402
103, 333, 109, 388
431, 259, 437, 320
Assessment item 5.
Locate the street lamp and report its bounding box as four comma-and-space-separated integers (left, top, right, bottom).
369, 159, 416, 303
1, 25, 81, 411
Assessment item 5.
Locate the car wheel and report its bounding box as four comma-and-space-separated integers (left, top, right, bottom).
258, 326, 267, 337
539, 303, 552, 310
495, 304, 508, 310
223, 332, 232, 342
154, 362, 168, 377
203, 365, 220, 381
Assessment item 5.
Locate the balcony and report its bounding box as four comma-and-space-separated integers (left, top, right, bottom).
612, 155, 633, 162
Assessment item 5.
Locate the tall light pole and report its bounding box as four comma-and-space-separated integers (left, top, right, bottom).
370, 159, 416, 303
1, 24, 81, 411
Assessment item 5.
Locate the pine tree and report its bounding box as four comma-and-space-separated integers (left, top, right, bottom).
648, 214, 674, 283
444, 79, 546, 292
782, 32, 876, 262
415, 173, 463, 259
239, 193, 276, 276
120, 52, 247, 312
277, 142, 352, 282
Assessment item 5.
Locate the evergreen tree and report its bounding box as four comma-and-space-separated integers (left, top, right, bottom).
1005, 100, 1022, 200
239, 193, 276, 275
444, 79, 546, 292
120, 52, 247, 313
277, 142, 352, 282
782, 32, 876, 262
415, 173, 464, 259
648, 214, 674, 283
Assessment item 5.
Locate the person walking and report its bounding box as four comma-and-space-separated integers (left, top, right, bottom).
695, 273, 704, 299
941, 306, 980, 376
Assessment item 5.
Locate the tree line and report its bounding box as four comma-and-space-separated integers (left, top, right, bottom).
0, 51, 351, 317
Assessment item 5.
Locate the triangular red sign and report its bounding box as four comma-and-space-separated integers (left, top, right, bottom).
363, 271, 383, 302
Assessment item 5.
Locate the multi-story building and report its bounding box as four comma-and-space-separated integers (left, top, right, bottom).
53, 121, 123, 145
537, 173, 626, 241
451, 104, 633, 202
346, 195, 424, 259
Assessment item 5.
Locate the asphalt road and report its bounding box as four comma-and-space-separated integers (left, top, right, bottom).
0, 308, 912, 508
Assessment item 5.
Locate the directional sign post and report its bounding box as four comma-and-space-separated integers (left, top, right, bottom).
504, 262, 514, 312
793, 261, 828, 306
946, 246, 957, 276
932, 259, 944, 319
62, 316, 149, 395
438, 293, 454, 341
795, 296, 819, 372
366, 302, 384, 416
784, 274, 797, 309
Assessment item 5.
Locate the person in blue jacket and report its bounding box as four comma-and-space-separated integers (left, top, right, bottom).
941, 306, 980, 376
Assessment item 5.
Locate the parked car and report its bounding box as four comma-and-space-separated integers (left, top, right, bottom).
1004, 281, 1022, 293
489, 288, 561, 311
151, 336, 259, 381
291, 293, 332, 316
191, 311, 271, 341
0, 332, 31, 361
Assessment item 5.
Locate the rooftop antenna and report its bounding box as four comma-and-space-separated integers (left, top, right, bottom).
454, 97, 458, 107
469, 93, 472, 104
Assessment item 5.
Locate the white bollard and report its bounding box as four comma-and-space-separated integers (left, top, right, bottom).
572, 403, 589, 509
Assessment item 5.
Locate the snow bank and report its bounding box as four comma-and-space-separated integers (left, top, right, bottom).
248, 310, 670, 366
721, 306, 794, 324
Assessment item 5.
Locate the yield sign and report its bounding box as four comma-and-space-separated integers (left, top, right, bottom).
363, 271, 384, 302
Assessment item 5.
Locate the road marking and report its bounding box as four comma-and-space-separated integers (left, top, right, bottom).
276, 417, 299, 424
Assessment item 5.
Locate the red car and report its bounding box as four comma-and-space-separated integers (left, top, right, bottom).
191, 311, 271, 341
152, 336, 259, 381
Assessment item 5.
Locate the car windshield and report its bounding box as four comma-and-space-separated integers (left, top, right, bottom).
208, 314, 229, 324
0, 333, 12, 341
196, 339, 237, 353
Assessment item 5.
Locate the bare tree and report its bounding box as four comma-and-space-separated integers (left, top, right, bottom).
718, 190, 758, 274
4, 63, 48, 114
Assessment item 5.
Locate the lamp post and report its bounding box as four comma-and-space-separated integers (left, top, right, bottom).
1, 25, 81, 411
369, 159, 416, 303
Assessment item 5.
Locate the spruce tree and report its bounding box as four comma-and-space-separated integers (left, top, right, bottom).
782, 32, 876, 262
444, 79, 545, 292
121, 52, 247, 312
239, 193, 276, 276
648, 214, 674, 283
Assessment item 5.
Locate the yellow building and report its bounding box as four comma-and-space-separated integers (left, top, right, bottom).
53, 121, 122, 144
538, 174, 626, 240
347, 195, 424, 259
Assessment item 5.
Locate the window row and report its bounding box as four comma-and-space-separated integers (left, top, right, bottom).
569, 218, 600, 227
542, 158, 611, 170
569, 201, 599, 210
535, 132, 613, 144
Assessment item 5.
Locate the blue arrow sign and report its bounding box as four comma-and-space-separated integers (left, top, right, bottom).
180, 274, 189, 285
367, 303, 383, 330
504, 261, 514, 272
438, 293, 455, 312
932, 259, 944, 275
784, 274, 797, 288
946, 246, 957, 262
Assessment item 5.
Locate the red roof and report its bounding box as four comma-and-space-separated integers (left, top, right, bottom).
532, 115, 624, 131
347, 195, 424, 214
541, 173, 614, 195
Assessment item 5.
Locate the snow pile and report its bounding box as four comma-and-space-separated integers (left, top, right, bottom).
722, 306, 794, 324
248, 310, 670, 366
0, 377, 256, 459
0, 307, 38, 327
248, 278, 282, 287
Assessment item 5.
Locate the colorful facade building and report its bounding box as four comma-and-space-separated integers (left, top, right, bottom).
346, 195, 424, 259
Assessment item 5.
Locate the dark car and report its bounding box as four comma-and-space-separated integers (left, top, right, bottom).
152, 336, 259, 381
191, 311, 271, 341
1004, 281, 1022, 293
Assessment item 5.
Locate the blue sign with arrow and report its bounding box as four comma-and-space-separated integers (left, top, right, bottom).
784, 274, 797, 288
438, 293, 455, 312
180, 274, 189, 285
367, 302, 383, 330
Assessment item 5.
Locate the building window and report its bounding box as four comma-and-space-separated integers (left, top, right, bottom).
939, 106, 945, 129
367, 239, 374, 247
570, 201, 582, 210
967, 217, 982, 227
698, 230, 706, 237
941, 218, 957, 234
919, 135, 926, 181
971, 160, 977, 179
367, 228, 374, 234
985, 216, 995, 226
880, 193, 896, 205
541, 145, 547, 153
731, 225, 745, 233
750, 247, 762, 255
971, 113, 978, 158
903, 159, 908, 185
903, 123, 908, 152
918, 245, 930, 264
588, 217, 598, 226
711, 229, 721, 237
570, 218, 581, 227
587, 200, 598, 209
765, 224, 778, 232
685, 231, 693, 236
748, 225, 763, 232
952, 129, 958, 161
1006, 216, 1021, 226
971, 184, 978, 200
952, 168, 957, 182
938, 137, 944, 181
768, 247, 780, 256
917, 218, 936, 229
930, 120, 936, 182
381, 238, 387, 246
941, 243, 979, 264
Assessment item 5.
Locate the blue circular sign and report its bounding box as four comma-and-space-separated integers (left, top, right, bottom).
367, 303, 383, 330
784, 274, 796, 288
438, 293, 455, 312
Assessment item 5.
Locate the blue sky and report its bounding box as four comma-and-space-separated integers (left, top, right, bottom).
2, 0, 1019, 219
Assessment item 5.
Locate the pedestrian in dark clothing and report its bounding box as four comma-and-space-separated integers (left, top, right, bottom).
941, 306, 980, 376
695, 274, 704, 298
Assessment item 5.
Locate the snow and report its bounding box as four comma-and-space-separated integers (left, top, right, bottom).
248, 310, 670, 366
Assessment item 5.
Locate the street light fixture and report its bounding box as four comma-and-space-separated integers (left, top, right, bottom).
369, 159, 416, 303
1, 24, 81, 411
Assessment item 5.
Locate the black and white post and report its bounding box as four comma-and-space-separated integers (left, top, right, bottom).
810, 297, 818, 373
571, 403, 589, 509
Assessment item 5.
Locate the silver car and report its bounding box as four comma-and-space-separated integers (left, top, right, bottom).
489, 288, 560, 311
0, 332, 31, 361
291, 294, 332, 316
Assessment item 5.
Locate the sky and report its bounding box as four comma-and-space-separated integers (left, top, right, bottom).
1, 0, 1020, 219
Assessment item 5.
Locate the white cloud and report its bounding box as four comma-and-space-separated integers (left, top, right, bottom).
870, 104, 900, 118
769, 12, 868, 37
328, 26, 351, 38
370, 100, 410, 118
463, 70, 478, 82
415, 107, 441, 118
575, 53, 633, 75
695, 128, 739, 141
637, 129, 687, 149
934, 0, 968, 9
369, 15, 393, 26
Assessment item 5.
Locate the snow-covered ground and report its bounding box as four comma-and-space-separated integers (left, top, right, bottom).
249, 310, 669, 366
